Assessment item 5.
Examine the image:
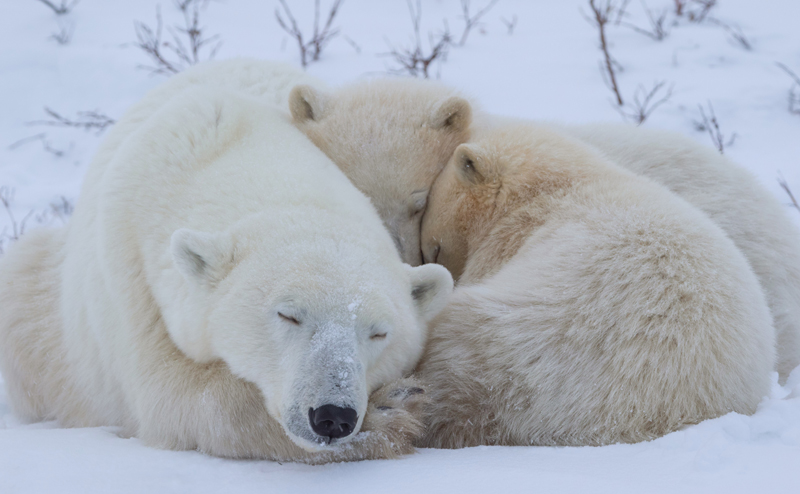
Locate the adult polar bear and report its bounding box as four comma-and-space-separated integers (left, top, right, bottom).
0, 85, 453, 462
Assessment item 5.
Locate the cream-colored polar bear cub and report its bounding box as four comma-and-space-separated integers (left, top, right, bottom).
0, 87, 453, 462
289, 80, 472, 265
417, 124, 774, 447
473, 116, 800, 383
563, 123, 800, 382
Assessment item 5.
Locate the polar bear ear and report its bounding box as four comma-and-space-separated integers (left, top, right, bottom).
454, 143, 497, 186
406, 263, 454, 322
289, 85, 328, 123
430, 96, 472, 132
171, 229, 236, 287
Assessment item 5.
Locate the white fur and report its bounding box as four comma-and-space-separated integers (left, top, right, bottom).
475, 115, 800, 383
563, 123, 800, 383
418, 125, 775, 447
0, 80, 452, 462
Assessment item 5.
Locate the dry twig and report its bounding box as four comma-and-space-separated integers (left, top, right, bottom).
617, 81, 673, 124
776, 63, 800, 115
0, 188, 74, 255
383, 0, 451, 79
457, 0, 499, 46
50, 19, 74, 45
501, 15, 518, 35
27, 108, 115, 135
708, 18, 752, 50
276, 0, 343, 67
0, 187, 34, 255
585, 0, 625, 106
134, 1, 222, 75
778, 174, 800, 214
8, 133, 69, 157
36, 0, 78, 15
695, 101, 736, 154
688, 0, 716, 22
622, 2, 670, 41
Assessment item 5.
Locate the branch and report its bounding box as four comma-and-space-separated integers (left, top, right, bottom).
695, 101, 736, 154
617, 81, 673, 124
27, 107, 116, 135
457, 0, 499, 46
35, 0, 78, 15
276, 0, 343, 67
382, 0, 451, 79
586, 0, 624, 106
778, 174, 800, 214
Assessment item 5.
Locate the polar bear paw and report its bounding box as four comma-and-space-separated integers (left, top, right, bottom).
360, 376, 430, 457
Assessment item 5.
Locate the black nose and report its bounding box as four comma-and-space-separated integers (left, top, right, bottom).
308, 405, 358, 440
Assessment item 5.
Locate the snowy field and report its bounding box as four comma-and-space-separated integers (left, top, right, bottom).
1, 0, 800, 492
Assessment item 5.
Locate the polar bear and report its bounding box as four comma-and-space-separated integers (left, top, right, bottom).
289, 76, 800, 383
561, 123, 800, 383
416, 124, 774, 447
0, 87, 453, 462
289, 80, 472, 265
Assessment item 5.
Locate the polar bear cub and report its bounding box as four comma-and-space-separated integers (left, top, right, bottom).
0, 87, 452, 462
417, 124, 774, 447
289, 79, 472, 265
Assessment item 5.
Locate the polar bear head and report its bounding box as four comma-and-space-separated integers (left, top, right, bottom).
420, 126, 585, 282
168, 210, 452, 451
289, 79, 472, 266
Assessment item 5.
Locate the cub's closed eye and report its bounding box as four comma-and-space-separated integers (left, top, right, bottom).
278, 312, 300, 325
370, 333, 387, 340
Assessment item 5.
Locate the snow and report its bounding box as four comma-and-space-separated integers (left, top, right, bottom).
1, 0, 799, 491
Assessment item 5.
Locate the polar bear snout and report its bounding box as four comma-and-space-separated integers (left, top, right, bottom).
308, 405, 358, 440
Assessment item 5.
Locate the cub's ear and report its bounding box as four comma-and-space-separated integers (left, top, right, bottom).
289, 85, 328, 123
171, 229, 236, 287
454, 143, 497, 186
430, 96, 472, 132
406, 263, 454, 322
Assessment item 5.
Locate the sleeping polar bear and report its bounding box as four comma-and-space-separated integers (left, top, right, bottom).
0, 86, 452, 462
417, 124, 774, 447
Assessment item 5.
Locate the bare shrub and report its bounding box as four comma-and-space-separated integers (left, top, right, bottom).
0, 188, 75, 256
8, 133, 70, 158
694, 101, 736, 154
134, 1, 222, 76
585, 0, 626, 106
617, 81, 673, 124
27, 108, 115, 135
383, 0, 452, 79
50, 19, 75, 45
0, 187, 34, 255
683, 0, 716, 22
36, 0, 78, 15
708, 18, 752, 50
343, 35, 361, 54
622, 2, 670, 41
457, 0, 499, 46
501, 15, 518, 35
276, 0, 343, 67
777, 63, 800, 116
778, 174, 800, 214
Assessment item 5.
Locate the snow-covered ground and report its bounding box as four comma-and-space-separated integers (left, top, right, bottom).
1, 0, 799, 492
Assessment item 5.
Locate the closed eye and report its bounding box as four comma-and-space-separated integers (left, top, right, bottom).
278, 312, 300, 325
370, 333, 387, 340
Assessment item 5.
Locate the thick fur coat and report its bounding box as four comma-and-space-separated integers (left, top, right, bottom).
0, 82, 453, 462
417, 125, 775, 447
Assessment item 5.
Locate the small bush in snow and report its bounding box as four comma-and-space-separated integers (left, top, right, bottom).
275, 0, 343, 68
383, 0, 452, 79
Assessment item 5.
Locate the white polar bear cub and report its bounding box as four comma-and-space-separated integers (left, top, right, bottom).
0, 87, 452, 462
